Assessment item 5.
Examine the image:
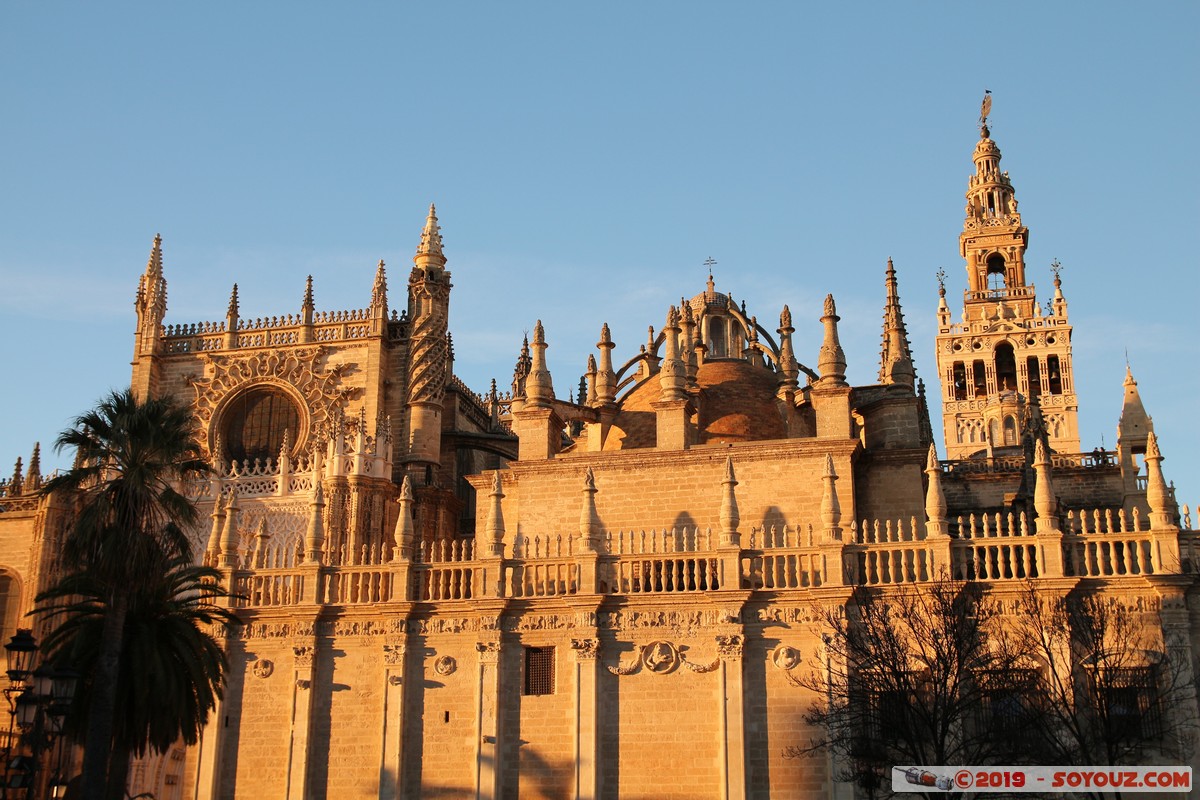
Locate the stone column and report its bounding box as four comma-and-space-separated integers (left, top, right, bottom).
286, 644, 317, 800
570, 638, 601, 800
716, 634, 746, 800
379, 641, 407, 799
474, 640, 502, 800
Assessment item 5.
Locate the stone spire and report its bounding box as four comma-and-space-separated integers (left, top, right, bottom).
924, 443, 948, 537
821, 454, 842, 541
24, 444, 41, 493
658, 306, 687, 402
219, 489, 242, 568
1118, 365, 1154, 443
525, 320, 555, 408
1032, 439, 1060, 533
371, 259, 388, 317
226, 283, 240, 321
595, 323, 617, 406
305, 481, 327, 564
205, 483, 226, 566
392, 476, 414, 562
7, 457, 23, 497
511, 335, 532, 400
252, 518, 270, 569
136, 234, 168, 327
776, 305, 800, 396
414, 203, 445, 267
483, 471, 505, 557
301, 274, 315, 327
580, 467, 601, 551
1144, 432, 1175, 530
719, 457, 740, 548
817, 294, 847, 386
878, 258, 915, 386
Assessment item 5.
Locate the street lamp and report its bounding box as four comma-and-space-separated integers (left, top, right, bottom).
2, 631, 77, 800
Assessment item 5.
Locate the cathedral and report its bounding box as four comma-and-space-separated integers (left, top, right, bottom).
0, 111, 1197, 799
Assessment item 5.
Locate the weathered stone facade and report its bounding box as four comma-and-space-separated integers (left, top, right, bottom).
2, 112, 1199, 799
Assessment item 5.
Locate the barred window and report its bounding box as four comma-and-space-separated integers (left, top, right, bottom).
1098, 667, 1161, 740
221, 387, 300, 465
524, 647, 555, 696
977, 669, 1037, 737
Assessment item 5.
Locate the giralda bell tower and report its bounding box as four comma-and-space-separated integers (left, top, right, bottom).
935, 96, 1081, 460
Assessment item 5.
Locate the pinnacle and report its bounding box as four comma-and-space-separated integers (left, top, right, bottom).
415, 203, 445, 259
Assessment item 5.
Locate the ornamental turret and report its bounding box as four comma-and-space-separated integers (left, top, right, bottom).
406, 205, 452, 475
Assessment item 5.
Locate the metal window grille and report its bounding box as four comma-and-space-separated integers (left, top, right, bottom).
524, 647, 555, 696
1098, 667, 1162, 740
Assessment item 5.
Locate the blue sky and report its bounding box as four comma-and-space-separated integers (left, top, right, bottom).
2, 3, 1198, 505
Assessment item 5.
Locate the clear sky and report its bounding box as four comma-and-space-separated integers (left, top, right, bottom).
2, 3, 1197, 506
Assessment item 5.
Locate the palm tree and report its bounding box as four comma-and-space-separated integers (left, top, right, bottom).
42, 389, 210, 800
36, 555, 237, 800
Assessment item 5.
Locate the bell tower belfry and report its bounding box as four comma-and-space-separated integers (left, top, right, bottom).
935, 98, 1080, 459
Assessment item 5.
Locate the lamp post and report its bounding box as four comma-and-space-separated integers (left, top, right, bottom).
3, 631, 77, 800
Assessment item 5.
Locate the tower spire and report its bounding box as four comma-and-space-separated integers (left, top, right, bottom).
414, 203, 445, 266
371, 259, 388, 318
878, 257, 915, 386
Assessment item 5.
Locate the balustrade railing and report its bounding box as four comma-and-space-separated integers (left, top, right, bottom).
215, 502, 1197, 608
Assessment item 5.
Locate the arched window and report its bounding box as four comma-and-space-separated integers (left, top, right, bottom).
1047, 355, 1063, 395
0, 572, 21, 645
986, 254, 1007, 291
1003, 416, 1018, 446
995, 343, 1017, 391
1026, 356, 1042, 398
708, 318, 726, 358
951, 362, 967, 401
221, 386, 301, 465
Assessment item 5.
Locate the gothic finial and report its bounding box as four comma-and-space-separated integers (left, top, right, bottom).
526, 320, 555, 407
302, 275, 314, 310
936, 267, 946, 297
415, 202, 444, 260
818, 294, 847, 385
879, 258, 915, 386
227, 283, 240, 319
25, 443, 41, 492
372, 259, 388, 312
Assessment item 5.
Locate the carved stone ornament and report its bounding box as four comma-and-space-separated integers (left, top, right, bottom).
772, 645, 801, 671
717, 634, 744, 660
433, 655, 457, 676
382, 644, 405, 666
188, 345, 358, 456
293, 645, 315, 668
296, 679, 312, 690
476, 641, 500, 664
251, 658, 274, 679
570, 638, 600, 661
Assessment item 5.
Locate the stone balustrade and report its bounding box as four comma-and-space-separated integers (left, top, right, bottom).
203, 509, 1200, 609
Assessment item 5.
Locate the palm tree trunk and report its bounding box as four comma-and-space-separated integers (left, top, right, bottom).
80, 593, 127, 800
104, 739, 132, 800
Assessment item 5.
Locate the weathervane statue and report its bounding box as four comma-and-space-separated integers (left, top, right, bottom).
980, 89, 993, 134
